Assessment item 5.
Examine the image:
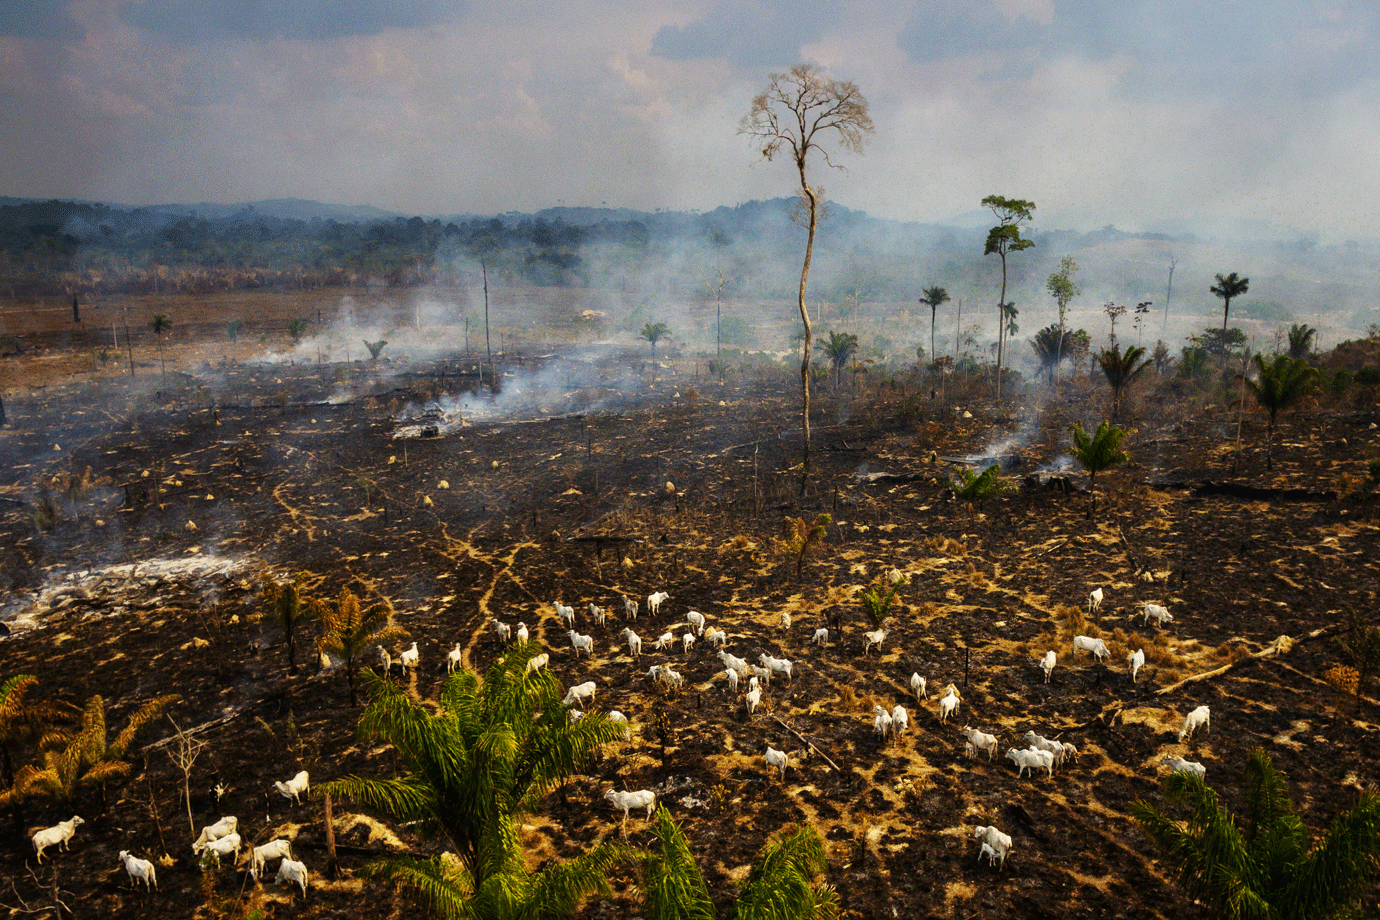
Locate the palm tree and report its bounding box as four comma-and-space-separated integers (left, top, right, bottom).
318, 650, 626, 919
263, 573, 315, 675
1210, 271, 1250, 337
641, 322, 670, 361
1286, 323, 1317, 360
642, 807, 837, 920
13, 693, 176, 808
917, 286, 950, 375
0, 675, 78, 832
947, 464, 1012, 524
1069, 421, 1130, 516
860, 572, 905, 629
1030, 324, 1080, 386
1130, 748, 1380, 920
149, 313, 172, 383
1096, 344, 1152, 419
314, 587, 406, 706
1244, 353, 1318, 471
820, 331, 858, 392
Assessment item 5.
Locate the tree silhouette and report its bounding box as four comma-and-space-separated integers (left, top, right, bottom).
314, 587, 406, 706
1244, 353, 1318, 470
1030, 325, 1084, 385
981, 195, 1035, 400
226, 319, 244, 342
917, 286, 950, 376
263, 573, 315, 675
0, 675, 79, 832
1069, 421, 1130, 516
318, 651, 626, 918
149, 313, 172, 382
1130, 748, 1380, 920
742, 63, 873, 495
1096, 344, 1152, 419
947, 464, 1011, 524
288, 317, 309, 344
641, 322, 670, 360
363, 339, 388, 360
1210, 271, 1250, 338
820, 331, 858, 392
1286, 323, 1317, 360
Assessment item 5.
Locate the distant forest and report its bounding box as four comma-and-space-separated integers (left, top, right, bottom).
1, 197, 1376, 341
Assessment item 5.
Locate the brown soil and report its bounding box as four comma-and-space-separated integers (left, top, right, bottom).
1, 290, 1378, 920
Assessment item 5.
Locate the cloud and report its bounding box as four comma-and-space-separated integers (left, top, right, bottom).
651, 0, 840, 67
0, 1, 83, 41
118, 0, 466, 44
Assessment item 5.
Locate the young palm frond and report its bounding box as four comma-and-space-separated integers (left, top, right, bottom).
1130, 748, 1380, 920
1069, 421, 1130, 516
732, 824, 838, 920
643, 805, 716, 920
1243, 354, 1318, 471
860, 573, 905, 629
1286, 323, 1316, 360
947, 464, 1011, 524
314, 587, 406, 705
1096, 344, 1152, 419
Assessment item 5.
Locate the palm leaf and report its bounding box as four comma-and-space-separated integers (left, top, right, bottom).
521, 839, 631, 920
107, 694, 178, 759
732, 824, 838, 920
1275, 790, 1380, 920
643, 805, 716, 920
359, 854, 477, 920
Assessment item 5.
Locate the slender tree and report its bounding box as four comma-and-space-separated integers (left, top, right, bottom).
1096, 344, 1152, 420
917, 285, 950, 382
263, 573, 315, 675
1130, 748, 1380, 920
742, 63, 873, 495
314, 587, 406, 706
1069, 420, 1130, 516
706, 267, 729, 380
1162, 256, 1177, 334
981, 195, 1036, 400
1210, 271, 1250, 337
1045, 256, 1079, 377
778, 513, 832, 579
318, 650, 626, 918
149, 313, 172, 383
820, 331, 858, 392
1244, 353, 1318, 471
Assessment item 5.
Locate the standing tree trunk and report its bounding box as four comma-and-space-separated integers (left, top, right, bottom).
796, 178, 819, 498
482, 261, 493, 391
995, 252, 1008, 400
1162, 258, 1176, 334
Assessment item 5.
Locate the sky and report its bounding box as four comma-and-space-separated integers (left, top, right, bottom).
2, 0, 1378, 241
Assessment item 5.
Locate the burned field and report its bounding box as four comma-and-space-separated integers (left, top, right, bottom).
1, 312, 1378, 920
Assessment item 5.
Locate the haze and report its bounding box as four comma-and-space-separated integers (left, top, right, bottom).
2, 1, 1377, 243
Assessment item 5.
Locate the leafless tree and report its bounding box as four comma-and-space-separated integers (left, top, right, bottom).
165, 717, 206, 837
741, 63, 873, 495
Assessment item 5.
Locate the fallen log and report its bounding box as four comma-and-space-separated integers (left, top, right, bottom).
1154, 625, 1334, 696
771, 715, 840, 772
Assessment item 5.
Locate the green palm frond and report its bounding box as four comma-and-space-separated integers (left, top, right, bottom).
360, 854, 477, 920
947, 464, 1011, 523
318, 774, 438, 828
732, 824, 838, 920
1276, 791, 1380, 920
1132, 748, 1380, 920
643, 806, 716, 920
521, 839, 631, 920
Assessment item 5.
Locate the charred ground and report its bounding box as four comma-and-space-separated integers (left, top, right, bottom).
1, 293, 1378, 920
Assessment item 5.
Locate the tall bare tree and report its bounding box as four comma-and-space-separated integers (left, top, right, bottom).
742, 63, 873, 495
